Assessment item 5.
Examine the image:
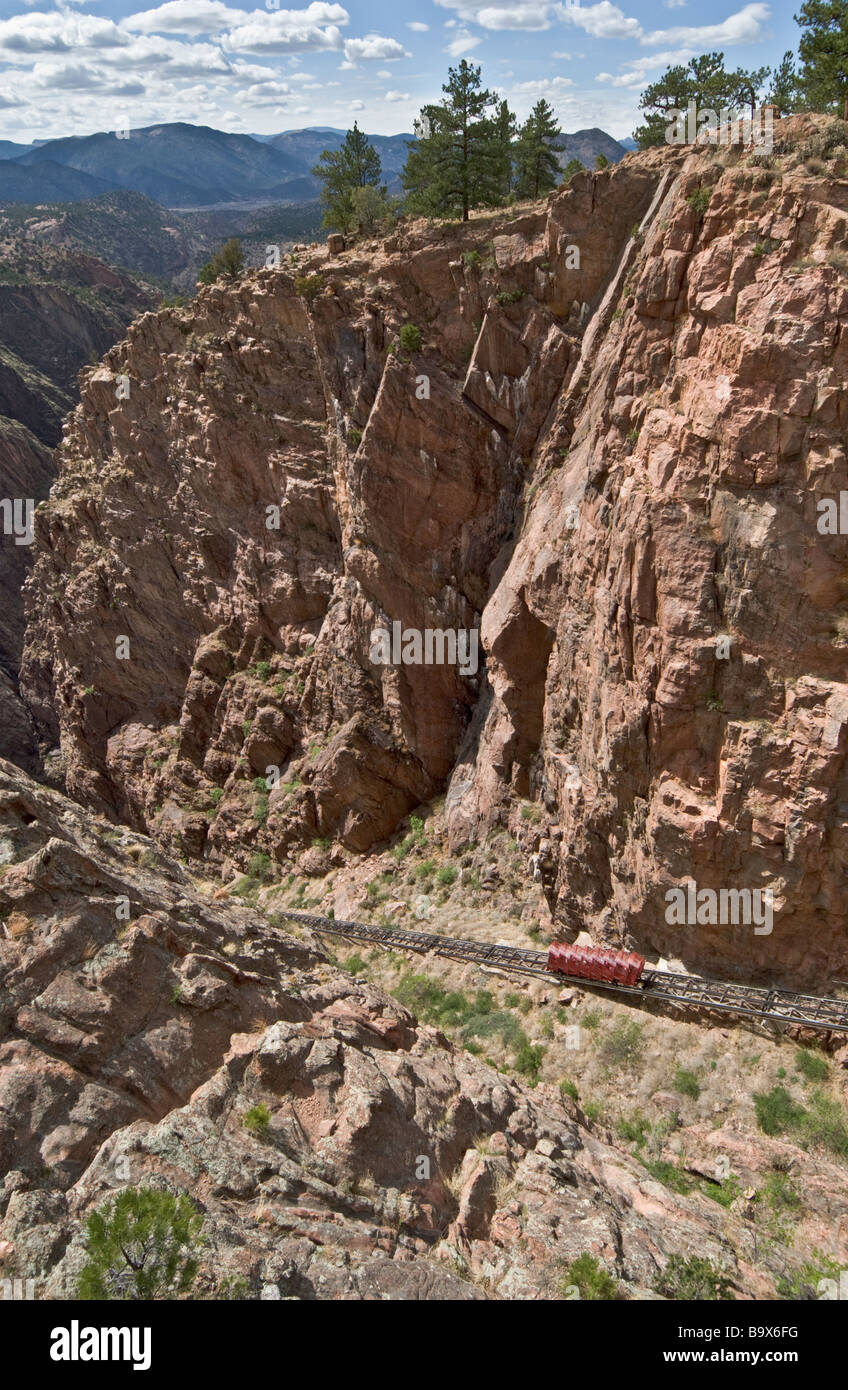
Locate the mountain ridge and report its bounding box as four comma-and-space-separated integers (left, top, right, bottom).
0, 121, 629, 208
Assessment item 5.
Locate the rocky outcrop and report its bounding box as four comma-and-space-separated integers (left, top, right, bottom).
447, 115, 848, 988
20, 153, 662, 866
3, 756, 841, 1300
0, 239, 159, 772
19, 114, 848, 986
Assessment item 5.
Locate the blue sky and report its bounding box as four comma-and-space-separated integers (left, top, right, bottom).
0, 1, 803, 143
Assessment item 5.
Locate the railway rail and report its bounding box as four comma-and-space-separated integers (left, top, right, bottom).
279, 908, 848, 1036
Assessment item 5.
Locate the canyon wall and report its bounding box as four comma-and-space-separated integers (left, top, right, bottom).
0, 242, 158, 771
21, 116, 848, 986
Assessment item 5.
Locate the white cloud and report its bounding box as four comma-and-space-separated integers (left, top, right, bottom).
512, 73, 574, 94
446, 28, 481, 55
558, 2, 641, 40
640, 2, 769, 48
407, 20, 429, 30
475, 5, 552, 27
342, 34, 410, 62
222, 5, 349, 54
433, 0, 641, 36
595, 47, 692, 86
350, 97, 365, 109
0, 12, 129, 57
125, 1, 245, 35
384, 88, 409, 100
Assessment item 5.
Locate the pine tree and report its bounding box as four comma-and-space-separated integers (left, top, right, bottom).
490, 98, 518, 204
515, 99, 564, 199
634, 63, 694, 147
402, 60, 501, 221
197, 238, 243, 285
77, 1188, 203, 1300
730, 64, 771, 115
768, 50, 802, 112
635, 52, 771, 148
795, 0, 848, 115
312, 123, 384, 234
561, 156, 583, 184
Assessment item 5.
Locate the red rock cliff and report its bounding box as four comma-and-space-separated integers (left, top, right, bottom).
21, 115, 848, 987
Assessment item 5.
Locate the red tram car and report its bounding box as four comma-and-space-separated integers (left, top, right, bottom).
546, 942, 646, 987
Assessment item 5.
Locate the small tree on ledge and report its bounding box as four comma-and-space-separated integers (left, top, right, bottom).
197, 238, 244, 286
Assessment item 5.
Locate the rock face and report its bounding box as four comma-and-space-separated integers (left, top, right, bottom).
4, 756, 841, 1300
0, 239, 158, 771
19, 114, 848, 987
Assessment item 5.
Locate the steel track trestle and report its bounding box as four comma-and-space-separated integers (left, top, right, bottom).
277, 908, 848, 1036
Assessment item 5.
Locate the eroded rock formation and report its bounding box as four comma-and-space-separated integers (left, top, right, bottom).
20, 115, 848, 985
2, 756, 840, 1300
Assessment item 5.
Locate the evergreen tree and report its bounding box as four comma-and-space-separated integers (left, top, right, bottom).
78, 1188, 203, 1300
634, 63, 695, 147
561, 156, 584, 184
731, 64, 772, 115
490, 98, 518, 204
402, 60, 501, 221
635, 52, 771, 148
515, 98, 564, 198
594, 152, 610, 169
768, 50, 802, 112
351, 183, 391, 235
312, 123, 384, 234
197, 237, 243, 285
795, 0, 848, 115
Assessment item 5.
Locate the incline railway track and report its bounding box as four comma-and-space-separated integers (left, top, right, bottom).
279, 909, 848, 1036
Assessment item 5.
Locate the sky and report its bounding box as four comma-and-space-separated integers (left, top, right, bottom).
0, 0, 804, 144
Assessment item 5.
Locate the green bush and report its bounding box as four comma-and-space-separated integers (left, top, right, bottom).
673, 1067, 701, 1100
398, 323, 422, 353
559, 1253, 618, 1300
645, 1159, 693, 1195
294, 273, 324, 301
514, 1042, 545, 1082
77, 1188, 203, 1300
686, 187, 711, 216
654, 1254, 734, 1300
243, 1102, 271, 1133
617, 1111, 651, 1147
247, 851, 272, 881
599, 1017, 644, 1070
436, 865, 458, 886
761, 1170, 801, 1215
801, 1089, 848, 1156
795, 1048, 829, 1083
754, 1085, 805, 1136
776, 1251, 842, 1300
197, 237, 244, 285
753, 1081, 848, 1158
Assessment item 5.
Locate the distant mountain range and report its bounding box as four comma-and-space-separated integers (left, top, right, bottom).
0, 159, 118, 204
0, 122, 629, 210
